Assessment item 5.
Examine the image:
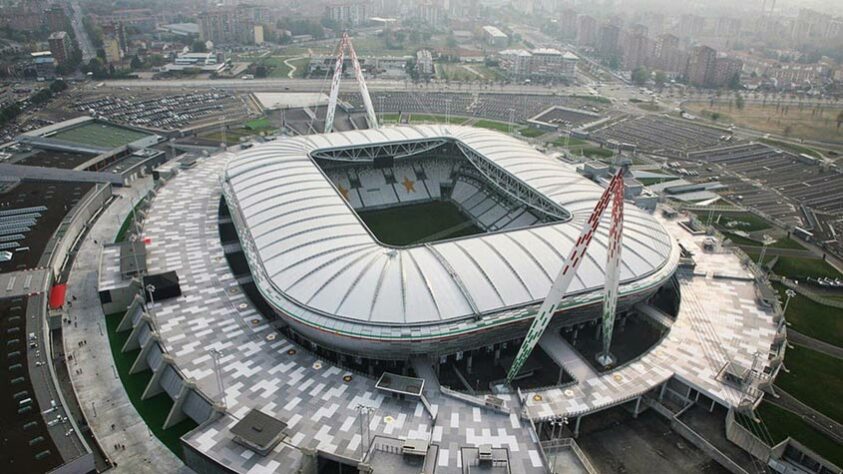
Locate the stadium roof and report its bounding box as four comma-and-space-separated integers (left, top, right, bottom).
223, 126, 675, 326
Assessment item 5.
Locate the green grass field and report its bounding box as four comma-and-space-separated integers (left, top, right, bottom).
105, 312, 197, 458
244, 117, 274, 131
550, 136, 590, 147
713, 212, 771, 232
773, 256, 842, 279
775, 345, 843, 424
749, 402, 843, 467
722, 231, 805, 250
474, 119, 514, 132
52, 122, 151, 148
773, 282, 843, 347
359, 201, 482, 246
407, 114, 469, 125
518, 127, 546, 138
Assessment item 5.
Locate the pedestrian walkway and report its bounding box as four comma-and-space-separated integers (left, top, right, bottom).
539, 331, 598, 382
63, 177, 190, 473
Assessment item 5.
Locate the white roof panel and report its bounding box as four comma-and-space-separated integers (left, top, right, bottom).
223, 125, 676, 326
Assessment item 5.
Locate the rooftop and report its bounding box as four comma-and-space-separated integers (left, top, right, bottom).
223, 125, 675, 327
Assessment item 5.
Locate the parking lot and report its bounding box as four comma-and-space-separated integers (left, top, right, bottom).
662, 143, 843, 256
72, 91, 246, 131
592, 116, 729, 155
339, 91, 609, 124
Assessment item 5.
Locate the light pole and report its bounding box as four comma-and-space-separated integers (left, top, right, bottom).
210, 349, 227, 408
783, 289, 796, 315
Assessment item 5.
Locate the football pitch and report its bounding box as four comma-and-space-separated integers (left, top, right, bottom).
359, 200, 482, 246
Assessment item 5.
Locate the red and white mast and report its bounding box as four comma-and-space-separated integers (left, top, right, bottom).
507, 169, 625, 383
325, 32, 379, 133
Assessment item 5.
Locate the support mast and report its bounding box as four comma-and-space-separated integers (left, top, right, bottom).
506, 170, 625, 384
325, 32, 379, 133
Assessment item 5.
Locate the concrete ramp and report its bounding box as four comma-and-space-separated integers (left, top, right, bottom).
538, 330, 598, 382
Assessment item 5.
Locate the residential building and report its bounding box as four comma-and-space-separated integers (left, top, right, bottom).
498, 48, 577, 80
686, 45, 717, 87
416, 49, 434, 77
325, 0, 369, 27
598, 23, 620, 58
48, 31, 71, 66
198, 4, 269, 45
712, 56, 743, 87
576, 14, 597, 47
103, 36, 123, 64
31, 51, 56, 80
44, 4, 68, 32
622, 30, 650, 71
482, 26, 508, 48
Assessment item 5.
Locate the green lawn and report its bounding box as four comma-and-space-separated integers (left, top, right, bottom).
773, 256, 842, 280
406, 113, 469, 125
474, 119, 514, 132
244, 117, 273, 131
358, 200, 482, 246
772, 282, 843, 347
713, 212, 771, 232
550, 136, 590, 147
105, 312, 197, 458
752, 402, 843, 467
573, 146, 614, 158
775, 345, 843, 424
722, 231, 805, 250
518, 127, 546, 138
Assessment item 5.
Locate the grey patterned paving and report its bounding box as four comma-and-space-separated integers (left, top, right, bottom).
141, 153, 544, 473
135, 151, 778, 473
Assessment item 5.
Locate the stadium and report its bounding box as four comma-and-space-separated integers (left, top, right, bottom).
221, 125, 680, 362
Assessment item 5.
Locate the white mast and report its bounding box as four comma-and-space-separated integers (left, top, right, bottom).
507, 170, 625, 383
324, 32, 379, 133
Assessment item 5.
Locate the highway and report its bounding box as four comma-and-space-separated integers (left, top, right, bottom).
95, 77, 594, 96
68, 0, 96, 62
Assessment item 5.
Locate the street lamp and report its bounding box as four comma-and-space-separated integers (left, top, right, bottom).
783, 289, 796, 315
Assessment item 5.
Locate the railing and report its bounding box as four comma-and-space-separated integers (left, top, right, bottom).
540, 438, 599, 474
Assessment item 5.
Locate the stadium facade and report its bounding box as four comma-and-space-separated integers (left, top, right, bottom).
222, 125, 679, 359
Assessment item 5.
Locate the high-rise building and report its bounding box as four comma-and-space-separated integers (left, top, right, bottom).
103, 36, 123, 64
325, 0, 369, 27
598, 23, 621, 58
198, 4, 269, 45
623, 30, 650, 71
715, 17, 741, 37
44, 4, 68, 32
576, 15, 597, 46
712, 56, 743, 87
679, 14, 705, 38
653, 33, 683, 74
48, 31, 71, 66
416, 49, 434, 77
686, 45, 717, 87
560, 9, 578, 39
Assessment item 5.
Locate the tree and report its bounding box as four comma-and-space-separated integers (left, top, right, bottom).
130, 55, 142, 70
711, 112, 721, 122
735, 94, 745, 110
255, 65, 268, 78
654, 70, 667, 87
192, 40, 207, 53
837, 110, 843, 130
631, 66, 649, 85
49, 79, 67, 93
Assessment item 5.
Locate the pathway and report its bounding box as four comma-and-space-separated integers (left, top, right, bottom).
786, 330, 843, 360
538, 331, 598, 382
63, 177, 190, 473
283, 56, 306, 79
767, 387, 843, 444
